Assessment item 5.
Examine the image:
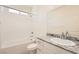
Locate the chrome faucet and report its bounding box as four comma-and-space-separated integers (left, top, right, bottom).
61, 32, 70, 39
65, 31, 69, 39
61, 32, 65, 39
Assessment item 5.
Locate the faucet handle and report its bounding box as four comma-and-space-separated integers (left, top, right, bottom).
66, 31, 69, 37
65, 31, 71, 39
61, 32, 65, 39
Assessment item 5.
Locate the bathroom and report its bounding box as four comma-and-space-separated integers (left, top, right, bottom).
0, 5, 79, 54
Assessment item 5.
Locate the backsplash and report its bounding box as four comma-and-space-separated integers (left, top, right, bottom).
47, 33, 79, 41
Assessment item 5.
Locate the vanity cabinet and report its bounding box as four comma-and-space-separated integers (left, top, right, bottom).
37, 39, 72, 54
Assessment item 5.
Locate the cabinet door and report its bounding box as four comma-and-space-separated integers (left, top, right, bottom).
37, 39, 72, 54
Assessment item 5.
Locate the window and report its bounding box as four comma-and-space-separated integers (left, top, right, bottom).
20, 12, 28, 16
9, 9, 19, 14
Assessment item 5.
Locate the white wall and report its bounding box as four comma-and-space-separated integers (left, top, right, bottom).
32, 6, 47, 38
0, 6, 32, 48
32, 6, 61, 38
0, 5, 62, 48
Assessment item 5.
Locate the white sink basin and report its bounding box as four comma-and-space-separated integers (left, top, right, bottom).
27, 43, 38, 50
51, 38, 76, 46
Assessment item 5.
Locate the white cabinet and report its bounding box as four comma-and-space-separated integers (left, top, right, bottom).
37, 39, 72, 54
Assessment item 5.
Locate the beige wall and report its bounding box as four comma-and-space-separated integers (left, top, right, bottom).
47, 6, 79, 38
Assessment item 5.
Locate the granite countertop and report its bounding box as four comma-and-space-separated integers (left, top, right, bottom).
37, 36, 79, 54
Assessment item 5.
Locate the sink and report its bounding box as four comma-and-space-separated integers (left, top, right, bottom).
27, 43, 38, 50
51, 38, 76, 46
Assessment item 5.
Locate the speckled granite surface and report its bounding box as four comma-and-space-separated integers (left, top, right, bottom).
37, 36, 79, 54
